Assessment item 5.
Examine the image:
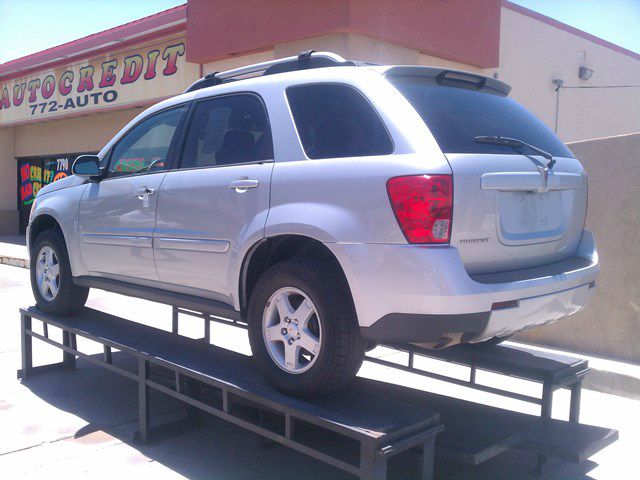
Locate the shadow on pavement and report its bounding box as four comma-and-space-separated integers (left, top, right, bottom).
20, 352, 599, 480
0, 235, 26, 247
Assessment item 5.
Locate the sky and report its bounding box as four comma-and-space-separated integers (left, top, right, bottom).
0, 0, 185, 63
0, 0, 638, 64
510, 0, 640, 53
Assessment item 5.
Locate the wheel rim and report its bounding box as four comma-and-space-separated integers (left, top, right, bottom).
262, 287, 322, 374
35, 245, 60, 301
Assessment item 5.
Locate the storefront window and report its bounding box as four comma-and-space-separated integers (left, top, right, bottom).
17, 153, 96, 233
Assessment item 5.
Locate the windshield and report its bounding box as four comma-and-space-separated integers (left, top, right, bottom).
389, 75, 574, 158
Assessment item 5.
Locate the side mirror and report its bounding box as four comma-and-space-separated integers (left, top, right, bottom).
72, 155, 101, 179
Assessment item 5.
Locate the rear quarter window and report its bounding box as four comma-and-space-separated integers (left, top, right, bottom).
286, 83, 393, 159
389, 75, 574, 158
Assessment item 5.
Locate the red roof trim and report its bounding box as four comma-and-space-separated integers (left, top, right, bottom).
503, 1, 640, 61
0, 4, 187, 80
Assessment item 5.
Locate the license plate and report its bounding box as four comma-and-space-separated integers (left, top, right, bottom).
498, 190, 568, 244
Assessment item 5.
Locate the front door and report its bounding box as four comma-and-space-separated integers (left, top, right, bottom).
154, 93, 274, 304
79, 104, 188, 280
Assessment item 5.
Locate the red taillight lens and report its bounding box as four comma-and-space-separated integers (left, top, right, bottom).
386, 174, 453, 244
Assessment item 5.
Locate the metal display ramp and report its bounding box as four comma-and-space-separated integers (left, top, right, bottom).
18, 305, 618, 478
173, 306, 618, 473
18, 306, 442, 480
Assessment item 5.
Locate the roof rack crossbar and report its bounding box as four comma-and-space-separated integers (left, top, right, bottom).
184, 51, 349, 93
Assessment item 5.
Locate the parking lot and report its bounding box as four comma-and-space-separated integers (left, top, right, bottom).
1, 262, 638, 479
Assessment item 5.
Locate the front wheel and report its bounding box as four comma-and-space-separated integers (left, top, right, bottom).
248, 258, 365, 397
30, 230, 89, 315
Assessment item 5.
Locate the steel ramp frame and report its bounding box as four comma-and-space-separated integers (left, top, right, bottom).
17, 306, 443, 480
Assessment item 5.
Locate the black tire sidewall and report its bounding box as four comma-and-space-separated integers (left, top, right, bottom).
30, 230, 86, 314
248, 259, 358, 396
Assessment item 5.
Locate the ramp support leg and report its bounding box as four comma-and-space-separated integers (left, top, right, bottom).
203, 318, 211, 343
422, 435, 436, 480
185, 377, 202, 426
540, 380, 553, 418
360, 444, 387, 480
103, 346, 112, 364
536, 381, 554, 474
569, 380, 582, 423
172, 307, 179, 334
20, 314, 33, 380
62, 331, 76, 369
137, 358, 150, 444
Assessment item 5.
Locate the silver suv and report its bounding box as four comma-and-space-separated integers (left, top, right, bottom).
28, 52, 599, 396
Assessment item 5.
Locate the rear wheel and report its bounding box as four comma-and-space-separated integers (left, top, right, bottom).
248, 258, 365, 397
30, 230, 89, 315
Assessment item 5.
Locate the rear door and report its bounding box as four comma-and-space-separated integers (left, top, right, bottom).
78, 104, 188, 280
389, 71, 588, 274
154, 93, 274, 304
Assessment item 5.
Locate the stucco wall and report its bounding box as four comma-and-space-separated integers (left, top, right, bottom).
517, 132, 640, 363
0, 126, 17, 234
0, 108, 142, 234
499, 6, 640, 143
205, 21, 639, 145
203, 32, 483, 77
0, 127, 14, 209
13, 108, 142, 158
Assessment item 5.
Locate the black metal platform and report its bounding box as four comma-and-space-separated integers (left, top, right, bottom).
18, 305, 619, 478
369, 336, 590, 472
370, 341, 588, 423
172, 306, 618, 473
18, 306, 443, 480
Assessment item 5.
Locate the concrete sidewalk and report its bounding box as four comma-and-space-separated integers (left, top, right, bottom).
0, 235, 28, 268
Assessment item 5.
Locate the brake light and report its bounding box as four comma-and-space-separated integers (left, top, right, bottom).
386, 175, 453, 244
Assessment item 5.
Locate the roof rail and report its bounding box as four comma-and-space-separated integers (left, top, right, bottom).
184, 50, 357, 93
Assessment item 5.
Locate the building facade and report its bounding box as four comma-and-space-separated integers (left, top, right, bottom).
0, 0, 639, 235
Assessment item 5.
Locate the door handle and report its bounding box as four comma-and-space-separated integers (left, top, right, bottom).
229, 179, 259, 192
133, 187, 155, 199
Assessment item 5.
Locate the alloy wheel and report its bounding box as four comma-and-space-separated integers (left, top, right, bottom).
35, 245, 60, 301
262, 287, 322, 374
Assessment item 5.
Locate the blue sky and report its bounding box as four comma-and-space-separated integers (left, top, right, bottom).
511, 0, 640, 53
0, 0, 185, 63
0, 0, 638, 64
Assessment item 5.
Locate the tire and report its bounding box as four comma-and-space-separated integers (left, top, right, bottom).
30, 229, 89, 315
248, 258, 365, 397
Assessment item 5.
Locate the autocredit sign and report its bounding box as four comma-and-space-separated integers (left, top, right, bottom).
0, 37, 199, 126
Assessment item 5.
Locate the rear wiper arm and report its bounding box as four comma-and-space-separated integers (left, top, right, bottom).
474, 136, 556, 169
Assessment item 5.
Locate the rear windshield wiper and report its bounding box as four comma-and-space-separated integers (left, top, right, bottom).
474, 136, 556, 169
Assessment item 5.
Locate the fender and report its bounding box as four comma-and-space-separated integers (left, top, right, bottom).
29, 182, 90, 277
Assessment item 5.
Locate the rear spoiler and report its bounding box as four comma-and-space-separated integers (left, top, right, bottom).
384, 66, 511, 96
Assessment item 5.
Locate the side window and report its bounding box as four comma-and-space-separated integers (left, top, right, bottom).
286, 84, 393, 159
180, 94, 273, 169
108, 104, 188, 177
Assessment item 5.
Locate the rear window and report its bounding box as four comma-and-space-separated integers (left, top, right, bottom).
389, 75, 573, 158
287, 84, 393, 159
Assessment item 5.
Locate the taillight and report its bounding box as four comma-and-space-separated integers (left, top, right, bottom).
386, 174, 453, 244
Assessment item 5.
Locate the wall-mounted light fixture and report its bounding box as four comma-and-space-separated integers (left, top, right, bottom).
579, 66, 594, 80
551, 79, 565, 133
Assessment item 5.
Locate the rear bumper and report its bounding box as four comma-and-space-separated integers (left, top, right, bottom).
325, 230, 599, 345
359, 282, 594, 344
